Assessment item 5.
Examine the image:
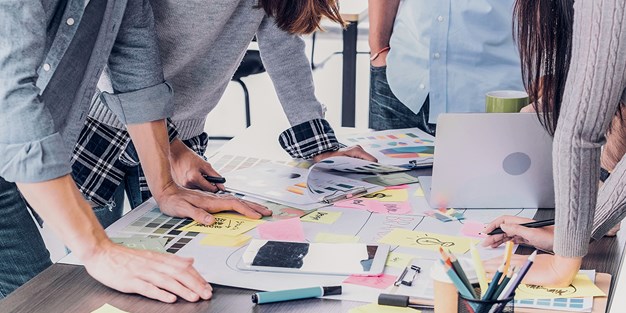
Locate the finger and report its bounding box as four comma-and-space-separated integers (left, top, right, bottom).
346, 146, 378, 162
481, 233, 506, 247
129, 279, 178, 303
207, 198, 262, 219
140, 271, 202, 302
241, 199, 272, 216
190, 173, 220, 193
155, 254, 210, 290
200, 164, 226, 191
151, 255, 213, 301
180, 203, 216, 225
499, 223, 538, 243
490, 235, 513, 248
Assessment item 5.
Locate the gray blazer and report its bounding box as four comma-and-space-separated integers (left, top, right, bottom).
0, 0, 173, 183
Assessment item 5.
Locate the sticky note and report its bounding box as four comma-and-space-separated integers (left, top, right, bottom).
363, 189, 409, 202
386, 184, 409, 190
369, 201, 412, 215
257, 218, 305, 241
335, 198, 376, 210
414, 187, 425, 197
343, 274, 397, 289
301, 210, 342, 224
110, 237, 166, 253
460, 220, 488, 238
178, 215, 262, 236
385, 252, 417, 269
200, 234, 252, 247
349, 303, 417, 313
515, 274, 606, 300
92, 304, 128, 313
378, 228, 476, 254
315, 232, 360, 243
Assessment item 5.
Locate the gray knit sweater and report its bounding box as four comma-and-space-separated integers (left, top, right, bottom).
555, 0, 626, 257
90, 0, 324, 140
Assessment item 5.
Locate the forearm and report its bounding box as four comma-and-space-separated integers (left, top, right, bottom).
17, 175, 110, 260
127, 120, 175, 199
368, 0, 400, 52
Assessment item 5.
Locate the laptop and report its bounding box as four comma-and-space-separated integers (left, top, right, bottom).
421, 113, 555, 209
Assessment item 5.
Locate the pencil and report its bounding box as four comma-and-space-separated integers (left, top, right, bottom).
502, 241, 514, 281
470, 244, 489, 297
440, 260, 476, 300
481, 264, 504, 300
486, 219, 554, 235
492, 267, 515, 300
447, 250, 477, 298
499, 250, 537, 300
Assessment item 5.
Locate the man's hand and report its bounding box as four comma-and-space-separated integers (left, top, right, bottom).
312, 145, 378, 163
169, 139, 224, 192
83, 241, 212, 303
481, 215, 555, 252
154, 182, 272, 225
484, 253, 581, 287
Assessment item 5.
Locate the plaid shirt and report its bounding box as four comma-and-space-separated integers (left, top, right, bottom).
72, 117, 339, 207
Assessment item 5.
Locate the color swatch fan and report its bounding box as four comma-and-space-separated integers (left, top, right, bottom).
340, 128, 435, 167
224, 157, 389, 209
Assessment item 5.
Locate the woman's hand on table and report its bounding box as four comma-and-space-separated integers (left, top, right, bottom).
312, 145, 378, 163
484, 253, 581, 287
83, 240, 212, 303
481, 215, 555, 252
169, 139, 225, 192
154, 182, 272, 225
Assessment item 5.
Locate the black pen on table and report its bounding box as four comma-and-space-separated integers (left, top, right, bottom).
486, 218, 554, 236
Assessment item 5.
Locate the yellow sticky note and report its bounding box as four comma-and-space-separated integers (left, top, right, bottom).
515, 274, 606, 300
363, 189, 409, 202
378, 228, 476, 254
92, 304, 129, 313
315, 232, 360, 243
301, 210, 342, 224
200, 234, 252, 247
349, 303, 418, 313
414, 187, 425, 197
385, 252, 417, 269
178, 215, 263, 236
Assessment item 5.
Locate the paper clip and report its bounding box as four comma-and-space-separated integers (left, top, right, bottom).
401, 265, 421, 286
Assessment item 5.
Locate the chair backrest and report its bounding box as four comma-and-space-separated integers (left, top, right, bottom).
233, 50, 265, 81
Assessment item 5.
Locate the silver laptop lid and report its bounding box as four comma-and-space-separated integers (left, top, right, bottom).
430, 113, 554, 209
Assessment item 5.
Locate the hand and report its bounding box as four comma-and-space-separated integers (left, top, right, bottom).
481, 215, 555, 252
312, 145, 378, 163
83, 240, 212, 302
370, 49, 389, 67
520, 103, 536, 113
169, 139, 224, 192
484, 253, 581, 287
154, 182, 272, 224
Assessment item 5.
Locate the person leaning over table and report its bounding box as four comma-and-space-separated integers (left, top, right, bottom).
72, 0, 377, 229
367, 0, 524, 135
481, 0, 626, 286
0, 0, 271, 302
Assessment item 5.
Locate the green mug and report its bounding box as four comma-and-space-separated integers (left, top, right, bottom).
485, 90, 529, 113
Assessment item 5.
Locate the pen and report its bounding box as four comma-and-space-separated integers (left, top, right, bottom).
203, 174, 226, 184
251, 286, 342, 304
486, 219, 555, 235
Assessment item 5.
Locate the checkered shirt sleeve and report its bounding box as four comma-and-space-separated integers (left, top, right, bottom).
278, 118, 343, 159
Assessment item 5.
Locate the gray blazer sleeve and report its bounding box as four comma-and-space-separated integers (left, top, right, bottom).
102, 0, 173, 125
0, 1, 70, 183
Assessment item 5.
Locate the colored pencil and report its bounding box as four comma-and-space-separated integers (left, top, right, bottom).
498, 250, 537, 300
470, 244, 489, 297
502, 241, 514, 282
447, 250, 477, 298
481, 264, 504, 300
492, 267, 515, 300
440, 260, 476, 301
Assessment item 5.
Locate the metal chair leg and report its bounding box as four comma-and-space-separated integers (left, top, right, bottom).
234, 78, 251, 128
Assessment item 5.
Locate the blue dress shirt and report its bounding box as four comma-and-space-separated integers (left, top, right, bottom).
386, 0, 524, 123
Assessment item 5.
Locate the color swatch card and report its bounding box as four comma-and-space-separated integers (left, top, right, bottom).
314, 156, 409, 174
339, 128, 435, 166
378, 228, 476, 254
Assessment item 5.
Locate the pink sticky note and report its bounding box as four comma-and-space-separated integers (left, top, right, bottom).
343, 274, 397, 289
386, 184, 409, 190
257, 218, 305, 241
460, 220, 488, 238
369, 201, 412, 215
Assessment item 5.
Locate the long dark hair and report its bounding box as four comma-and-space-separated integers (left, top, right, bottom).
258, 0, 346, 35
513, 0, 574, 135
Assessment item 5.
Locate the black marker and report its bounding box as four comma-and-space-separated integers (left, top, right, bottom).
203, 174, 226, 184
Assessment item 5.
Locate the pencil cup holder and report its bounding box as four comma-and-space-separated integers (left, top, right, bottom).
457, 292, 514, 313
